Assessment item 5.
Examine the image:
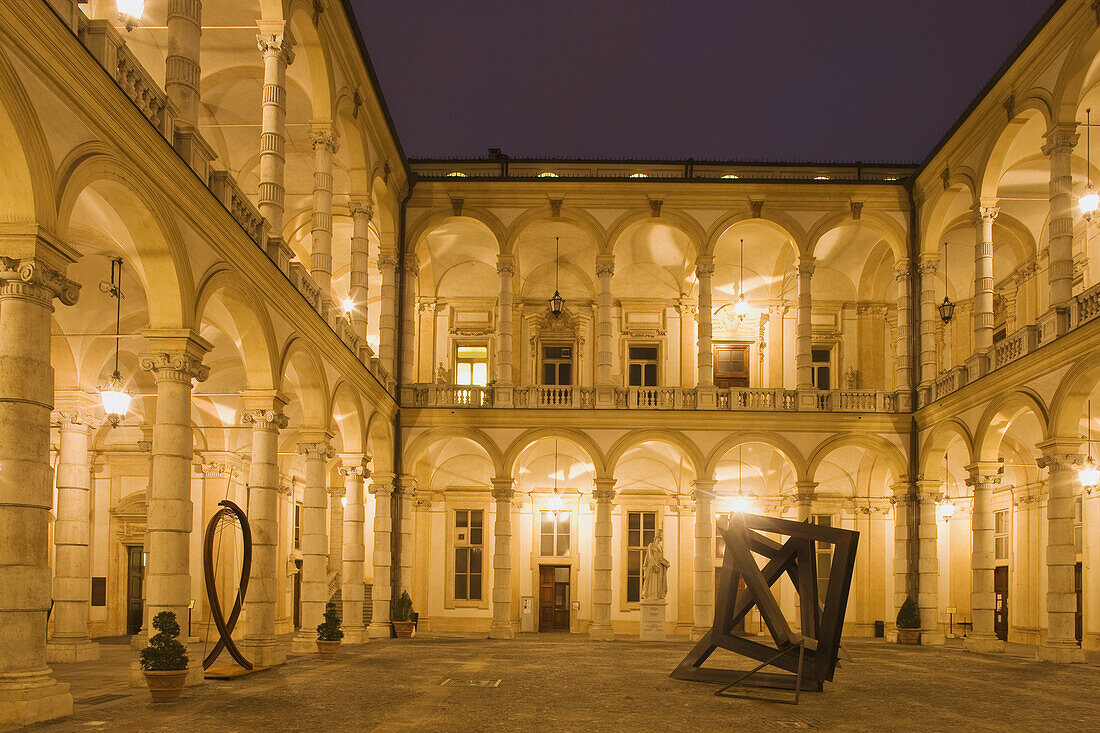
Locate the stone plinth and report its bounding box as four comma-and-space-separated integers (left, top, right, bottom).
639, 599, 667, 641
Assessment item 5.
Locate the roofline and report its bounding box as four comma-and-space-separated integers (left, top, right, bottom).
408, 156, 919, 169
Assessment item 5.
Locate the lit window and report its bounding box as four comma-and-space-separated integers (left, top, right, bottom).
537, 171, 560, 178
884, 176, 899, 181
626, 511, 657, 602
629, 172, 648, 178
454, 509, 484, 601
445, 171, 468, 178
813, 514, 833, 599
721, 174, 740, 179
627, 345, 659, 387
994, 509, 1009, 561
455, 345, 489, 386
540, 511, 570, 556
813, 175, 830, 181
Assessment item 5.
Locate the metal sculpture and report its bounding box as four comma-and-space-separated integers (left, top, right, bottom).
201, 499, 253, 670
671, 512, 858, 703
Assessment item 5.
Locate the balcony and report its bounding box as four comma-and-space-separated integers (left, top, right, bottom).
405, 384, 902, 412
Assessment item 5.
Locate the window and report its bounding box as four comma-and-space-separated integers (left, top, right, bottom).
626, 511, 658, 602
628, 346, 659, 387
455, 344, 489, 386
293, 503, 302, 550
994, 509, 1009, 561
454, 509, 484, 601
537, 171, 559, 178
714, 345, 749, 387
540, 511, 570, 556
1074, 497, 1083, 555
541, 344, 573, 386
445, 171, 468, 177
811, 348, 832, 390
812, 514, 833, 599
629, 172, 649, 178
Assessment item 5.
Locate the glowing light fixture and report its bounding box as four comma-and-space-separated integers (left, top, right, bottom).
730, 445, 755, 513
342, 296, 356, 317
117, 0, 144, 31
549, 236, 565, 316
721, 174, 740, 180
1080, 401, 1099, 492
629, 172, 648, 178
1081, 108, 1098, 221
938, 242, 956, 324
537, 171, 560, 178
734, 238, 750, 320
938, 499, 955, 524
445, 171, 467, 178
550, 439, 564, 516
98, 257, 131, 428
341, 496, 347, 508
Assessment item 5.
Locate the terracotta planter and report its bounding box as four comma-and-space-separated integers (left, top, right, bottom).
393, 621, 415, 638
896, 627, 922, 645
316, 639, 341, 659
144, 669, 188, 703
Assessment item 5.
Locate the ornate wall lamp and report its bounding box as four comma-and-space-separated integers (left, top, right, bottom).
97, 258, 132, 428
117, 0, 144, 31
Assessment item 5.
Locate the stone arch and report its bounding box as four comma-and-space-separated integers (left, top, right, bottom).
193, 266, 279, 391
919, 418, 975, 480
973, 389, 1050, 463
328, 380, 366, 455
0, 47, 56, 227
404, 426, 505, 478
277, 336, 330, 428
976, 105, 1053, 201
1053, 20, 1100, 124
807, 433, 908, 483
1049, 351, 1100, 439
504, 206, 607, 255
703, 432, 808, 483
604, 207, 706, 258
704, 209, 807, 257
503, 428, 607, 480
604, 430, 705, 480
406, 207, 507, 257
919, 178, 978, 257
804, 210, 908, 262
286, 0, 337, 122
366, 410, 394, 474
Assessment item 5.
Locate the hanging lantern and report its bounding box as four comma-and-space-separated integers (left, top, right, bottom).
735, 238, 750, 320
938, 500, 955, 524
97, 258, 131, 428
549, 290, 565, 316
730, 493, 755, 514
938, 241, 955, 323
735, 292, 750, 320
117, 0, 144, 30
548, 488, 564, 516
1081, 108, 1098, 221
1080, 401, 1099, 492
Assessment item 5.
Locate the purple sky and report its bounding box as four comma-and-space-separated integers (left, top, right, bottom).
352, 0, 1056, 163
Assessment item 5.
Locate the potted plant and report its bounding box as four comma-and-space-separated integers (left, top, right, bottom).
139, 610, 189, 702
896, 596, 922, 645
393, 591, 416, 638
316, 601, 344, 658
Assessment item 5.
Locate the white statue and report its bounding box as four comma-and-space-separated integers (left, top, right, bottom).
436, 362, 450, 384
641, 529, 670, 601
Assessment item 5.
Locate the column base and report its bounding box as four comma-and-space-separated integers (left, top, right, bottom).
46, 639, 100, 663
290, 631, 318, 654
1037, 642, 1087, 664
920, 630, 946, 646
0, 670, 72, 727
588, 623, 615, 641
963, 635, 1005, 654
342, 626, 368, 645
129, 631, 147, 651
240, 636, 287, 667
129, 658, 205, 687
488, 621, 515, 640
367, 621, 392, 639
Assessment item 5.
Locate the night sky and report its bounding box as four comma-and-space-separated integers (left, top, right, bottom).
352, 0, 1056, 163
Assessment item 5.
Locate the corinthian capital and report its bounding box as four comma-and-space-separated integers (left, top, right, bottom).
257, 33, 295, 64
595, 257, 615, 278
0, 257, 80, 306
52, 410, 101, 430
308, 128, 339, 154
496, 256, 516, 277
140, 352, 209, 383
695, 258, 715, 278
797, 257, 816, 277
893, 259, 912, 281
339, 455, 371, 479
241, 408, 289, 431
1042, 124, 1079, 157
297, 438, 335, 462
348, 200, 374, 220
970, 205, 999, 227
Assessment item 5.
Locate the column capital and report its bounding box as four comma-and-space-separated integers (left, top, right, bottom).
0, 256, 80, 306
691, 479, 716, 502
496, 255, 516, 276
308, 126, 339, 154
377, 251, 398, 271
139, 330, 211, 383
327, 485, 346, 499
1036, 438, 1083, 471
368, 471, 395, 496
297, 433, 335, 461
917, 255, 939, 276
395, 474, 418, 496
592, 478, 616, 502
797, 256, 816, 276
241, 407, 289, 431
491, 477, 515, 501
893, 259, 913, 281
795, 480, 818, 497
595, 256, 615, 278
1042, 123, 1079, 157
52, 409, 101, 430
914, 478, 944, 501
348, 200, 374, 220
339, 455, 371, 478
970, 204, 1000, 226
256, 31, 295, 64
889, 480, 914, 500
964, 461, 1003, 487
695, 257, 715, 278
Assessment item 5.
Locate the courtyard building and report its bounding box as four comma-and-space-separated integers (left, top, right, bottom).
0, 0, 1098, 726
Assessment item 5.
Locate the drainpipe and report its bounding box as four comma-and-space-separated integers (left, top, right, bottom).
391, 175, 416, 618
905, 178, 921, 602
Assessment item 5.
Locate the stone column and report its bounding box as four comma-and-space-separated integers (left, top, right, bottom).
489, 478, 515, 639
691, 480, 715, 640
890, 482, 915, 633
339, 456, 370, 644
139, 336, 210, 684
1036, 440, 1087, 662
309, 127, 338, 317
915, 480, 945, 645
0, 255, 78, 725
767, 304, 788, 388
695, 258, 714, 388
1041, 125, 1079, 317
971, 205, 998, 354
291, 433, 334, 654
400, 258, 419, 384
256, 30, 294, 236
239, 394, 288, 667
894, 260, 913, 395
596, 256, 615, 386
795, 481, 817, 523
395, 475, 417, 598
367, 472, 394, 637
795, 257, 816, 389
348, 201, 373, 341
328, 485, 345, 575
590, 478, 616, 640
964, 462, 1004, 653
918, 257, 940, 388
165, 0, 202, 126
46, 410, 101, 663
377, 251, 398, 376
496, 256, 515, 385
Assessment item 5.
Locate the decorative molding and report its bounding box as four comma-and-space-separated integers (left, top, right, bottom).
140, 351, 209, 383
849, 200, 863, 220
749, 200, 764, 218
451, 197, 464, 217
308, 127, 338, 153
348, 200, 374, 221
0, 257, 80, 306
1042, 125, 1079, 157
649, 198, 663, 218
549, 197, 562, 217
241, 408, 289, 431
256, 33, 295, 65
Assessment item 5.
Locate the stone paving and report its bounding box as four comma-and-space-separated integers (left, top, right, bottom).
16, 634, 1100, 732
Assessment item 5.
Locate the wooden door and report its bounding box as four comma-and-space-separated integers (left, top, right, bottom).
714, 345, 749, 388
1075, 562, 1083, 644
126, 545, 144, 635
994, 565, 1008, 642
293, 559, 303, 630
539, 566, 569, 631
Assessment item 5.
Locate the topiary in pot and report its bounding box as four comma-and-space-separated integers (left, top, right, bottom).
140, 610, 190, 702
392, 591, 416, 638
316, 602, 344, 659
896, 596, 922, 645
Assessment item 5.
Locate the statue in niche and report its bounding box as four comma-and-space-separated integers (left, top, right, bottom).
436, 362, 450, 384
641, 529, 670, 601
844, 366, 858, 389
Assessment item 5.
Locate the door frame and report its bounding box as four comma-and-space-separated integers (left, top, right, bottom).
537, 564, 571, 632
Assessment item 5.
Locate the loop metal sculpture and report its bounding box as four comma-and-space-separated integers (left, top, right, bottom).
671, 512, 858, 703
202, 499, 253, 671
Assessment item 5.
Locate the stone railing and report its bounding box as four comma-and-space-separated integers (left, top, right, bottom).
82, 20, 172, 136
409, 384, 900, 412
289, 261, 321, 312
209, 171, 269, 246
989, 324, 1038, 371
1074, 281, 1100, 326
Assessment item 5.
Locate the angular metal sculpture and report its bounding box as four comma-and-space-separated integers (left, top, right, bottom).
671, 512, 858, 703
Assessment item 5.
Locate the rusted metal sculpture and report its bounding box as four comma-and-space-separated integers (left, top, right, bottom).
202, 499, 253, 670
671, 512, 858, 703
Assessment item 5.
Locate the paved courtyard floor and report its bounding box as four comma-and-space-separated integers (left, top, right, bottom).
18, 634, 1100, 732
